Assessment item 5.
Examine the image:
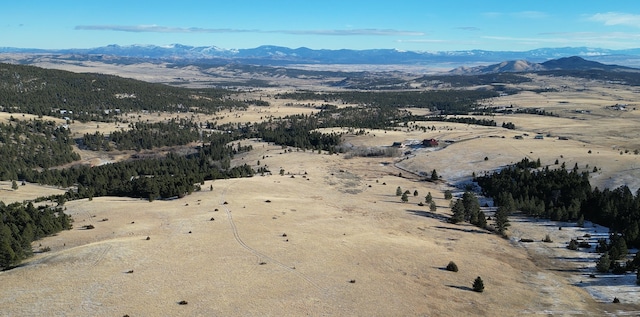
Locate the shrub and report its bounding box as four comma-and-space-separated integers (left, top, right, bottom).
578, 241, 591, 248
567, 239, 578, 250
446, 261, 459, 272
611, 261, 626, 275
472, 276, 484, 292
543, 234, 553, 243
444, 190, 453, 200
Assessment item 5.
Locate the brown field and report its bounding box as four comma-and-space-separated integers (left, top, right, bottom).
1, 64, 640, 316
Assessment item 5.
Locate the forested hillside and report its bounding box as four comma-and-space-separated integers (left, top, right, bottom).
0, 202, 71, 268
0, 63, 247, 122
0, 117, 80, 180
276, 90, 498, 114
476, 158, 640, 273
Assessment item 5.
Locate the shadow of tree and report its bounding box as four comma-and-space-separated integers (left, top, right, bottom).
406, 209, 449, 222
447, 284, 473, 292
434, 225, 490, 235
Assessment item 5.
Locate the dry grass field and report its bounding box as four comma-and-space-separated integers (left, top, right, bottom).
1, 63, 640, 316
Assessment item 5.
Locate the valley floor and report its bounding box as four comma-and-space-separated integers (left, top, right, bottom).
1, 138, 638, 316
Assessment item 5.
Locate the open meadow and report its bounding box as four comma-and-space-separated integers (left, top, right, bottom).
1, 65, 640, 316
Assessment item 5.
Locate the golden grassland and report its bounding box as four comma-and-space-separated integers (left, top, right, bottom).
1, 71, 640, 316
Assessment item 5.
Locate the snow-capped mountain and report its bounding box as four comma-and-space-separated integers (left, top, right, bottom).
2, 44, 640, 67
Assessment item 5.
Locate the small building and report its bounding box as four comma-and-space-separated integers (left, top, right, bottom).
422, 138, 439, 147
534, 134, 544, 140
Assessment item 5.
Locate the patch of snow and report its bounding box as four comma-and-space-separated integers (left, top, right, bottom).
510, 217, 639, 305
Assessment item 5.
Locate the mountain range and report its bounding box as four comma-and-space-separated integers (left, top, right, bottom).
2, 44, 640, 67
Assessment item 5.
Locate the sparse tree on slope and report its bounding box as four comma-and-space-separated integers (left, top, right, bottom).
425, 192, 433, 203
495, 205, 510, 235
473, 276, 484, 292
450, 199, 465, 224
596, 253, 611, 273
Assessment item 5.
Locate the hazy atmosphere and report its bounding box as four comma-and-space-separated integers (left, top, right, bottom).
3, 1, 640, 51
2, 1, 640, 317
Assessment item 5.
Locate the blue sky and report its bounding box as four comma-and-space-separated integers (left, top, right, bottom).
2, 1, 640, 51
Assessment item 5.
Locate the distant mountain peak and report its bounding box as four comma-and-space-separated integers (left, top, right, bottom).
2, 44, 640, 68
449, 55, 639, 75
449, 59, 545, 75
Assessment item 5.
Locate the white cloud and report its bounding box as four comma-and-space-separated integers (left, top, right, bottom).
75, 25, 256, 33
75, 25, 423, 36
589, 12, 640, 28
483, 32, 640, 49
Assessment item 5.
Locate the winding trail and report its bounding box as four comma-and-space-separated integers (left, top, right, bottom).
219, 181, 327, 294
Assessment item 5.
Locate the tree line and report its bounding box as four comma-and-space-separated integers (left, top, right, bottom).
476, 158, 640, 248
275, 90, 498, 114
82, 119, 201, 151
0, 201, 72, 269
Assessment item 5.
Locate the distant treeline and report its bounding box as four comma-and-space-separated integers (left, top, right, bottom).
417, 72, 533, 87
539, 69, 640, 86
276, 90, 498, 114
82, 119, 201, 151
423, 116, 497, 127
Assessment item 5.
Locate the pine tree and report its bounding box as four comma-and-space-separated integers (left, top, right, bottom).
444, 190, 453, 200
11, 180, 18, 190
462, 191, 481, 223
476, 210, 487, 229
396, 186, 402, 196
401, 192, 409, 203
431, 169, 439, 181
473, 276, 484, 292
495, 205, 510, 235
450, 199, 465, 224
0, 223, 17, 268
430, 201, 437, 212
425, 192, 433, 203
596, 253, 611, 273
